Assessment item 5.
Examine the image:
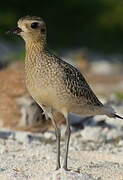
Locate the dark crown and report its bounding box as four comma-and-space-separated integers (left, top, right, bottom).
19, 15, 43, 22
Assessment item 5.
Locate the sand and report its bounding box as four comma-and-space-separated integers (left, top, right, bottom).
0, 128, 123, 180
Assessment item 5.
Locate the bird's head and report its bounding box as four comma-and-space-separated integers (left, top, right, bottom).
7, 16, 46, 43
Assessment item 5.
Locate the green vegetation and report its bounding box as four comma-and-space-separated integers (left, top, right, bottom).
1, 0, 123, 53
115, 92, 123, 100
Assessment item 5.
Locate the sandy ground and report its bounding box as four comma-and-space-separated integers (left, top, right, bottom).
0, 129, 123, 180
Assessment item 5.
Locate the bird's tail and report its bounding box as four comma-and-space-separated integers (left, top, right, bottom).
108, 113, 123, 119
102, 105, 123, 119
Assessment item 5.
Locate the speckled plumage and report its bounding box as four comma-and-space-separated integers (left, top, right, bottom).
11, 16, 122, 170
18, 16, 103, 116
25, 41, 103, 117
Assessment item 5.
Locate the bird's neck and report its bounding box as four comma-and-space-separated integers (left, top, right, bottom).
25, 40, 47, 63
26, 40, 46, 53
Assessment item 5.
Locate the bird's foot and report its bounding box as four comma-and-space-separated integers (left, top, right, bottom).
62, 165, 69, 171
55, 164, 61, 170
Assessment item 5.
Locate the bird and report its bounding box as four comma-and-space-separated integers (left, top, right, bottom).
7, 15, 123, 171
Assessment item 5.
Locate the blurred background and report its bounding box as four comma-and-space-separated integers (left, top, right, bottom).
0, 0, 123, 134
0, 1, 123, 178
1, 0, 123, 59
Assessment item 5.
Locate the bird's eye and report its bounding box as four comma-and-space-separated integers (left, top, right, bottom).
31, 22, 39, 29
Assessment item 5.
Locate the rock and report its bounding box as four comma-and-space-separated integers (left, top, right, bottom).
16, 96, 45, 127
91, 61, 111, 75
118, 140, 123, 146
106, 129, 123, 141
80, 126, 107, 142
0, 130, 13, 139
43, 131, 55, 140
0, 62, 27, 129
12, 131, 30, 143
90, 60, 115, 75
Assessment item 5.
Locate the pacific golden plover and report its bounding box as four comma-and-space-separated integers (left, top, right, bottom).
8, 15, 123, 170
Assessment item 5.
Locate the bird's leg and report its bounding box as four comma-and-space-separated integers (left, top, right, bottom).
50, 115, 61, 170
40, 104, 49, 120
55, 126, 61, 170
63, 115, 71, 170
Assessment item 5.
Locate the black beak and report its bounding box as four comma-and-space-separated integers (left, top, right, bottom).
6, 27, 22, 35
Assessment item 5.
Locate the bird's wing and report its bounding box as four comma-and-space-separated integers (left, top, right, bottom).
60, 59, 103, 106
